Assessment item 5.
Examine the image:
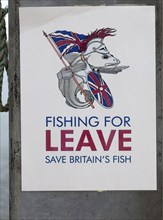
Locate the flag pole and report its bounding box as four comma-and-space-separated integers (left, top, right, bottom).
43, 31, 95, 109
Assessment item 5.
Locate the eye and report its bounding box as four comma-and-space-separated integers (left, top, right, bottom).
102, 55, 109, 59
99, 46, 108, 51
99, 47, 105, 51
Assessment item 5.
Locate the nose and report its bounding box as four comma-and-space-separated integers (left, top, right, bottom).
110, 54, 120, 63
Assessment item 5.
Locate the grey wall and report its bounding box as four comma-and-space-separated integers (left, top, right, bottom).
9, 0, 162, 220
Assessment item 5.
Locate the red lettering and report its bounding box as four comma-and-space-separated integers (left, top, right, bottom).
61, 130, 74, 151
45, 129, 132, 152
97, 130, 116, 151
76, 130, 97, 151
46, 130, 58, 151
119, 130, 132, 151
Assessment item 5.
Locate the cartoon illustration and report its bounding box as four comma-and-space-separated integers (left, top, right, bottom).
43, 28, 129, 109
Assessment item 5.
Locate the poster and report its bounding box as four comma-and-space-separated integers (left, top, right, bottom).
20, 6, 156, 191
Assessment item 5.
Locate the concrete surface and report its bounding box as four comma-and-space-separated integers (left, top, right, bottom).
9, 0, 162, 219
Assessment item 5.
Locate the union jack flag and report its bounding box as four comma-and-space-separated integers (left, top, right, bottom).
48, 30, 87, 56
87, 72, 113, 108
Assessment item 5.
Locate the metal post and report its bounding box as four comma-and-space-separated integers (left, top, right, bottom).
9, 0, 21, 219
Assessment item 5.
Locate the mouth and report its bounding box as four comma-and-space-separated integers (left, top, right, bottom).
104, 62, 120, 67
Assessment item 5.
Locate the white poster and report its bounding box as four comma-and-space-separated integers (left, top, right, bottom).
20, 6, 156, 191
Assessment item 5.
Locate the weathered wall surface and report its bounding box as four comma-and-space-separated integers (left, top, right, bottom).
9, 0, 162, 219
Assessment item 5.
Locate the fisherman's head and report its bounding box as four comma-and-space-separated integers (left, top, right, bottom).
82, 29, 120, 68
70, 28, 120, 68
